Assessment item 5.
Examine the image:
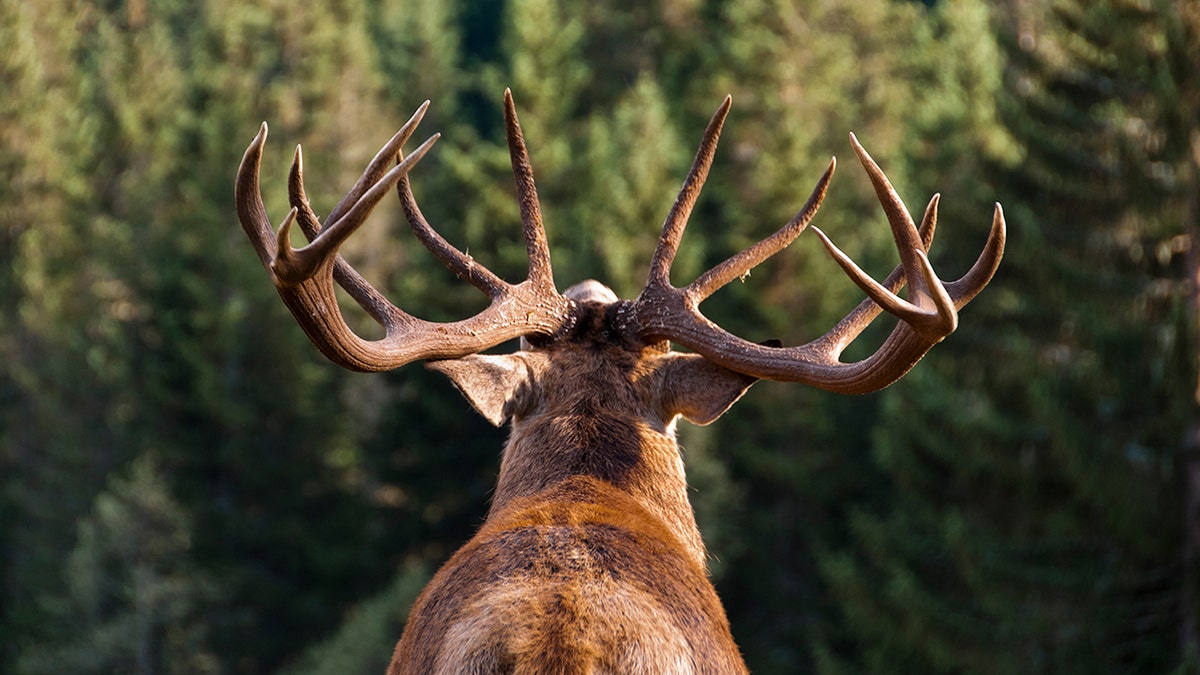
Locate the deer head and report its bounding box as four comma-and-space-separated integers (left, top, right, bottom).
236, 91, 1004, 673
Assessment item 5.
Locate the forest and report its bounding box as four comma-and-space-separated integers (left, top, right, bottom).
2, 0, 1198, 673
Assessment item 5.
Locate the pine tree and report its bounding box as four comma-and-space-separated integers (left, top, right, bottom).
10, 0, 1194, 672
815, 1, 1199, 672
17, 455, 219, 675
2, 0, 159, 665
4, 0, 451, 669
172, 0, 433, 668
659, 2, 1006, 671
0, 0, 86, 666
278, 562, 431, 675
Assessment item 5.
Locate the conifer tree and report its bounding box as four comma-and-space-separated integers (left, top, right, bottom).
2, 0, 172, 664
0, 0, 85, 666
2, 0, 447, 669
815, 1, 1199, 672
668, 2, 1001, 670
7, 0, 1194, 672
17, 455, 218, 675
175, 0, 434, 668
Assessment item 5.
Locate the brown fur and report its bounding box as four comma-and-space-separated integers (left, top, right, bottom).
388, 298, 753, 674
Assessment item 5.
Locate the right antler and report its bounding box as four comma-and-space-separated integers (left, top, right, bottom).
622, 98, 1006, 394
235, 99, 574, 372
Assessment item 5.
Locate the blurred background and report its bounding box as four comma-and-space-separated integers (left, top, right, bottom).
2, 0, 1197, 673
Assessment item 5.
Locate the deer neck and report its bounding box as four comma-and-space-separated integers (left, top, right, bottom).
488, 399, 708, 570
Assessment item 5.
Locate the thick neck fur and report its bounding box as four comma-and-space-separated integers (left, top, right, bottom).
488, 303, 708, 568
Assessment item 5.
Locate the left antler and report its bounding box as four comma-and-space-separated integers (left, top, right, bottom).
622, 98, 1006, 394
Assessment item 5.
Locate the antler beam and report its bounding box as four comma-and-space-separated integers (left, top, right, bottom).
623, 100, 1005, 394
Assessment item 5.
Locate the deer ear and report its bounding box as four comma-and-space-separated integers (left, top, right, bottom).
426, 354, 534, 427
656, 353, 759, 426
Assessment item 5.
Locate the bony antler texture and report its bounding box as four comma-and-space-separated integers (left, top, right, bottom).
238, 94, 1003, 383
623, 101, 1005, 394
235, 95, 575, 372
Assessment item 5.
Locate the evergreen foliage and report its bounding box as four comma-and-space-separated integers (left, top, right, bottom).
1, 0, 1195, 672
813, 1, 1199, 673
18, 455, 219, 675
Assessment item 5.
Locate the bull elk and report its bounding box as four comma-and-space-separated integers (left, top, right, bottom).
235, 90, 1004, 673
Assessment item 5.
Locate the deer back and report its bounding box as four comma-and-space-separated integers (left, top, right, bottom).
387, 293, 755, 672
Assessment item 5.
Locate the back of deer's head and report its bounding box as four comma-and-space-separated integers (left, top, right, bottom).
429, 279, 762, 563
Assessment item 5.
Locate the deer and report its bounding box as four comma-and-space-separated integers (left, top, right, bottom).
235, 90, 1004, 674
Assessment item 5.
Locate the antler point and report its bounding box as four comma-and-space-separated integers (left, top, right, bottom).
248, 122, 269, 148
809, 225, 836, 251
275, 207, 299, 260
849, 133, 870, 158
992, 203, 1008, 238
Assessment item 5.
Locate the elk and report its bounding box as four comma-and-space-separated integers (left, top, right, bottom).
235, 90, 1004, 674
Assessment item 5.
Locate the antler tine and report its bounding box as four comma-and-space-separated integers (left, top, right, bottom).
504, 89, 555, 289
808, 193, 940, 356
806, 134, 958, 343
287, 105, 427, 243
944, 202, 1006, 305
845, 134, 934, 304
235, 122, 279, 269
326, 100, 431, 229
279, 102, 435, 327
686, 157, 836, 303
272, 133, 441, 291
390, 90, 560, 301
644, 96, 731, 292
396, 172, 508, 299
288, 143, 420, 326
287, 145, 321, 240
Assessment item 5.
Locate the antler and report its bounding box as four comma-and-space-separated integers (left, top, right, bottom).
623, 99, 1006, 394
235, 99, 573, 372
